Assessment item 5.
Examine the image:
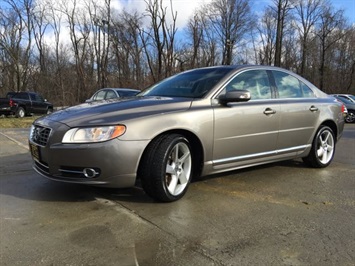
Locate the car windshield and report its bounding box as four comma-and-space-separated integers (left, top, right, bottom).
140, 68, 234, 98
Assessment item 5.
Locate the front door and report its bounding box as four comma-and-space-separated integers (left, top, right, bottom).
212, 69, 280, 170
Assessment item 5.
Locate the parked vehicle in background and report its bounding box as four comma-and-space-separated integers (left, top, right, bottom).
332, 95, 355, 123
85, 88, 140, 103
332, 94, 355, 103
0, 92, 53, 118
29, 65, 345, 202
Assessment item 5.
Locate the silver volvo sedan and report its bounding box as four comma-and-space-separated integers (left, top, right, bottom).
29, 65, 345, 202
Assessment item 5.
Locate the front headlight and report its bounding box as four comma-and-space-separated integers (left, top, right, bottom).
62, 125, 126, 143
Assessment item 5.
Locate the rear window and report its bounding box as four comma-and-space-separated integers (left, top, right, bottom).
273, 71, 314, 98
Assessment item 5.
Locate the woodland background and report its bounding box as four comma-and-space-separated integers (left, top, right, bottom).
1, 0, 354, 106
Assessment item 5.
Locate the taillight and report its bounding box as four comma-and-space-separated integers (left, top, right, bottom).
9, 99, 14, 107
341, 104, 348, 113
341, 104, 347, 115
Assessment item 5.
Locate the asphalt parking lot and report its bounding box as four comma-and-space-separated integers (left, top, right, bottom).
0, 125, 354, 266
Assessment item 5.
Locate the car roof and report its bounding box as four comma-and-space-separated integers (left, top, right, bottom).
101, 88, 139, 92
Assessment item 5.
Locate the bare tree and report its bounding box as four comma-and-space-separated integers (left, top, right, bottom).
61, 0, 92, 102
185, 13, 204, 68
206, 0, 253, 65
45, 1, 75, 106
32, 1, 49, 73
316, 5, 345, 91
139, 0, 178, 83
332, 25, 355, 93
271, 0, 294, 67
1, 0, 354, 106
257, 7, 276, 65
293, 0, 323, 76
110, 10, 145, 88
0, 0, 34, 92
87, 0, 111, 89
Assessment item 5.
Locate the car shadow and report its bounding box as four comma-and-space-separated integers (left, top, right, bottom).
0, 150, 310, 204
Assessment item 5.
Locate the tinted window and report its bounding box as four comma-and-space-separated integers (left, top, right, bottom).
119, 90, 139, 97
30, 94, 44, 102
13, 93, 29, 100
223, 70, 272, 100
273, 71, 304, 98
93, 90, 106, 100
105, 90, 116, 99
6, 92, 16, 98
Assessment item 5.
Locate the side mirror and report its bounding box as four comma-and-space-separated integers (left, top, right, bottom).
219, 90, 251, 105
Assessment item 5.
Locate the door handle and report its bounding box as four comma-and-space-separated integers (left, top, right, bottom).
309, 106, 318, 112
263, 108, 276, 115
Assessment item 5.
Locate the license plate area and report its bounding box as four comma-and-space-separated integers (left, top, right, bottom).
29, 143, 41, 161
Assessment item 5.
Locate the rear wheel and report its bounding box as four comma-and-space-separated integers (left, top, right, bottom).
302, 126, 335, 168
15, 107, 25, 118
139, 134, 193, 202
345, 111, 355, 123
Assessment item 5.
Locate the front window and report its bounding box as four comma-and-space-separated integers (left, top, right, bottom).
220, 70, 272, 100
140, 68, 234, 98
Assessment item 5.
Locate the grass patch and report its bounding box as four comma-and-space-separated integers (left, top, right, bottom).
0, 115, 39, 128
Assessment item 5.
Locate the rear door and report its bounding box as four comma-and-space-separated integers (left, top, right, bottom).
212, 69, 280, 170
271, 70, 320, 152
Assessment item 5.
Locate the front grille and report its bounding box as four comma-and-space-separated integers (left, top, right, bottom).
30, 125, 51, 146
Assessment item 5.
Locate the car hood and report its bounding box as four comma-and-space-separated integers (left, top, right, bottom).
42, 96, 193, 127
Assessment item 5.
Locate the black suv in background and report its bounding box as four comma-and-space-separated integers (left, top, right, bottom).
0, 92, 53, 118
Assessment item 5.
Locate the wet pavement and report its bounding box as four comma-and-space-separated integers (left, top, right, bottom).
0, 125, 354, 265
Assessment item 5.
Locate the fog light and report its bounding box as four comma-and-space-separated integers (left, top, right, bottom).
83, 168, 99, 178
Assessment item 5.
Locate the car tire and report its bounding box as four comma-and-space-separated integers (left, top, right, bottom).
47, 108, 53, 115
139, 134, 193, 202
302, 126, 335, 168
345, 111, 355, 123
16, 107, 25, 118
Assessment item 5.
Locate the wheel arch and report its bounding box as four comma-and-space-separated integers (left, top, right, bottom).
17, 105, 26, 111
137, 129, 205, 180
319, 120, 338, 140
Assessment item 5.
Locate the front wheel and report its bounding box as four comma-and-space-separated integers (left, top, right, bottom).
302, 126, 335, 168
139, 134, 193, 202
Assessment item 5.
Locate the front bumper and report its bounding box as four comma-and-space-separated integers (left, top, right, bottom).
29, 135, 149, 188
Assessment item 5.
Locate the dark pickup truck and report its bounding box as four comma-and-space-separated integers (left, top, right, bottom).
0, 92, 53, 118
